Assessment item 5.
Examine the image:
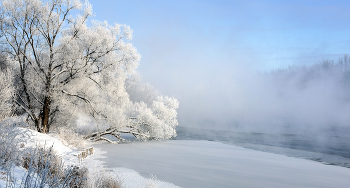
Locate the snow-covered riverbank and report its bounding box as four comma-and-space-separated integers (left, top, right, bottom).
95, 140, 350, 188
2, 125, 350, 188
0, 126, 180, 188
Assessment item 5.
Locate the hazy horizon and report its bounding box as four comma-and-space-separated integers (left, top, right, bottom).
88, 0, 350, 134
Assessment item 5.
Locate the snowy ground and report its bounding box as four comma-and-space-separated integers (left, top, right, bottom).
14, 127, 80, 166
94, 140, 350, 188
0, 126, 180, 188
0, 127, 82, 188
88, 147, 181, 188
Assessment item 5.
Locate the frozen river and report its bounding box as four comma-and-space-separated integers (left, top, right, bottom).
176, 127, 350, 168
94, 140, 350, 188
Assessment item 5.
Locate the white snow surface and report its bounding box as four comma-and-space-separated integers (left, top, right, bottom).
94, 140, 350, 188
14, 127, 79, 166
86, 147, 181, 188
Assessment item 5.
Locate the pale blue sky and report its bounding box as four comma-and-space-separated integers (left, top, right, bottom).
88, 0, 350, 126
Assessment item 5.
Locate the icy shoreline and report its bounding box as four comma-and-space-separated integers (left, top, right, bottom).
87, 147, 181, 188
95, 140, 350, 188
176, 126, 350, 168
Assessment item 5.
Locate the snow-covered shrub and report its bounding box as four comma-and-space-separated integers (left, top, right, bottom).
19, 146, 87, 187
0, 122, 91, 187
66, 166, 89, 188
86, 168, 122, 188
1, 140, 81, 187
21, 146, 62, 177
92, 174, 121, 188
0, 123, 20, 170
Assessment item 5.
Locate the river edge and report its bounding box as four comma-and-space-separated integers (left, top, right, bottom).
93, 140, 350, 188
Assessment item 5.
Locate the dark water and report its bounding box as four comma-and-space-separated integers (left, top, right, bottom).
175, 126, 350, 168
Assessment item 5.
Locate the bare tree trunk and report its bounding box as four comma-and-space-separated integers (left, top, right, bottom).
34, 118, 41, 132
19, 60, 42, 132
41, 96, 51, 133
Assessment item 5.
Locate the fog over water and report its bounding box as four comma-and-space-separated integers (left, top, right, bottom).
180, 58, 350, 131
175, 58, 350, 164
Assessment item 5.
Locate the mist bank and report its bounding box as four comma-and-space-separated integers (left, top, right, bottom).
179, 55, 350, 135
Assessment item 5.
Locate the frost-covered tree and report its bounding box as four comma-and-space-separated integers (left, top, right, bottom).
0, 0, 179, 142
0, 67, 15, 120
86, 95, 179, 142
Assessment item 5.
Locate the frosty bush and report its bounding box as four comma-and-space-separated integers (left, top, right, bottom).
86, 168, 122, 188
2, 141, 122, 188
8, 146, 87, 188
21, 146, 62, 177
0, 123, 20, 170
65, 166, 89, 188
